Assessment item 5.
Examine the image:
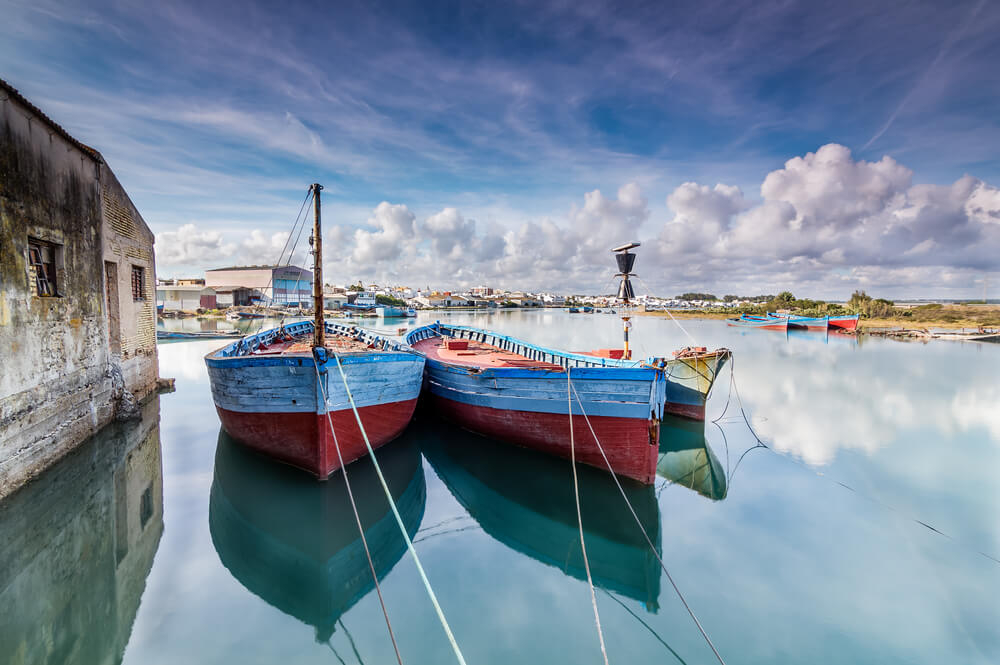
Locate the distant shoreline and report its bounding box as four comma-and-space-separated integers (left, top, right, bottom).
637, 307, 1000, 331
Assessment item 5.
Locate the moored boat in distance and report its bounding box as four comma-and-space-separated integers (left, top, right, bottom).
205, 184, 425, 479
766, 313, 830, 331
375, 305, 407, 318
157, 329, 243, 340
828, 313, 860, 330
729, 315, 789, 331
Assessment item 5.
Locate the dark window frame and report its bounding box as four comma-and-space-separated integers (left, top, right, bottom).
131, 265, 145, 301
27, 237, 61, 297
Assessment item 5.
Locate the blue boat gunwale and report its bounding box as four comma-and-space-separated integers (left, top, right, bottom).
763, 313, 830, 324
205, 320, 423, 369
405, 322, 692, 374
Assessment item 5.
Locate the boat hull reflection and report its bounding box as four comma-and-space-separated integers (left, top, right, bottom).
657, 415, 727, 501
417, 420, 662, 611
209, 429, 425, 642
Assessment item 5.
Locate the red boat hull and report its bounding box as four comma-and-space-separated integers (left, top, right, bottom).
828, 317, 859, 331
216, 398, 419, 479
429, 394, 659, 485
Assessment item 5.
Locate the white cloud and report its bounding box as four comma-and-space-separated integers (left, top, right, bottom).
155, 144, 999, 296
155, 223, 234, 266
350, 202, 417, 264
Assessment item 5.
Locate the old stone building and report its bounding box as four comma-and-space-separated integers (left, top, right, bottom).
0, 78, 158, 498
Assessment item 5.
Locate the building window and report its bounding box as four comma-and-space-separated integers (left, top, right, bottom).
131, 265, 145, 301
27, 238, 60, 296
140, 485, 153, 528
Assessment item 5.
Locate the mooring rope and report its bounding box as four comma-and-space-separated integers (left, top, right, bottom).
328, 350, 469, 665
600, 588, 689, 665
566, 367, 611, 665
567, 377, 728, 665
313, 357, 405, 665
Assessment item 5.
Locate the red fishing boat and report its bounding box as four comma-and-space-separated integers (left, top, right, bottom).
828, 314, 860, 330
405, 243, 729, 485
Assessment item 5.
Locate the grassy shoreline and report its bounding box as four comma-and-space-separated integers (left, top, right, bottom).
638, 306, 1000, 330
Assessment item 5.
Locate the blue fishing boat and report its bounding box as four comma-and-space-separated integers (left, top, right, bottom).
568, 307, 581, 313
405, 244, 728, 485
205, 185, 425, 479
729, 316, 788, 331
157, 329, 243, 341
766, 313, 829, 331
376, 305, 406, 318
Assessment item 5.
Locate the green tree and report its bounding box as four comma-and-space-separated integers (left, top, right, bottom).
376, 294, 406, 307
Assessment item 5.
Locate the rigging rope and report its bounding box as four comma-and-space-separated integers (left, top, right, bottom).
328, 349, 470, 665
567, 377, 728, 665
634, 275, 697, 346
313, 358, 405, 665
247, 188, 314, 337
566, 368, 611, 665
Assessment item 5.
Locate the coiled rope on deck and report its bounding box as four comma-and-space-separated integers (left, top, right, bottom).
312, 358, 404, 665
567, 376, 728, 665
327, 350, 469, 665
566, 367, 610, 665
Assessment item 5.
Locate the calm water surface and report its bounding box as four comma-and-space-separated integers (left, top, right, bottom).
4, 310, 999, 664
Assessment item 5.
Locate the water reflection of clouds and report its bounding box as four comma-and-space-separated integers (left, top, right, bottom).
731, 340, 1000, 466
952, 386, 1000, 441
157, 340, 223, 382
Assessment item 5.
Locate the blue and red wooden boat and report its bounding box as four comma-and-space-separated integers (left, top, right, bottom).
828, 314, 860, 330
206, 321, 424, 479
728, 315, 789, 331
205, 184, 425, 479
765, 313, 830, 331
405, 322, 728, 485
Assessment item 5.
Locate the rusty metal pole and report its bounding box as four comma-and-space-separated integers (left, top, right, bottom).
312, 183, 325, 349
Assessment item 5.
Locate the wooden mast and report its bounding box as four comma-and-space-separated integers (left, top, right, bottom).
312, 183, 325, 349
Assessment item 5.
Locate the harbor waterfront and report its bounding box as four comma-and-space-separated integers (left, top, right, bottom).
2, 309, 998, 664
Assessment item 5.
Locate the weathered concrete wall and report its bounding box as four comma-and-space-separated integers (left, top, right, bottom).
0, 94, 113, 497
0, 87, 158, 498
100, 163, 157, 400
0, 396, 163, 665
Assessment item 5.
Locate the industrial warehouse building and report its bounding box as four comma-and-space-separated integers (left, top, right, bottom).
204, 265, 312, 306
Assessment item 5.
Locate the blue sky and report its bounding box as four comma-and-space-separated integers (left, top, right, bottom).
2, 0, 998, 297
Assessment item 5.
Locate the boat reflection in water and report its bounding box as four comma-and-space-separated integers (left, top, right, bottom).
209, 429, 426, 642
657, 415, 728, 501
417, 420, 662, 612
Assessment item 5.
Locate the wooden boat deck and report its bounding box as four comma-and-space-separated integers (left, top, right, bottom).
250, 334, 382, 356
411, 336, 563, 370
